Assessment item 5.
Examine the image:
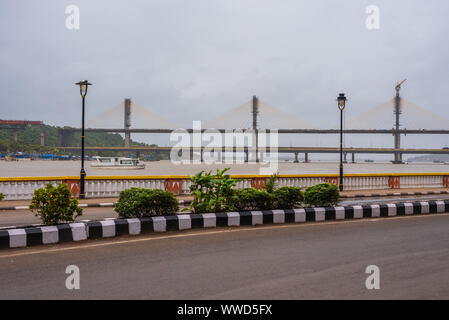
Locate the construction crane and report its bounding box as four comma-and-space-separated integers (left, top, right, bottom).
395, 78, 407, 96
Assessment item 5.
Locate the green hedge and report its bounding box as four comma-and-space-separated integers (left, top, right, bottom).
233, 186, 303, 211
233, 188, 274, 211
114, 187, 179, 218
272, 186, 303, 209
29, 183, 82, 225
303, 183, 340, 207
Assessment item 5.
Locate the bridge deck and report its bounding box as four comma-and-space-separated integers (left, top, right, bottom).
55, 146, 449, 154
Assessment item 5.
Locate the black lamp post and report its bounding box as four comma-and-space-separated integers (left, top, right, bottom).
337, 93, 347, 191
75, 80, 92, 199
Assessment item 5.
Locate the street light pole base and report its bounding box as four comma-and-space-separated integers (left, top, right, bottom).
339, 164, 344, 192
80, 169, 86, 199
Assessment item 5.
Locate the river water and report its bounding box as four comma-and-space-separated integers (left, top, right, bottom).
0, 160, 448, 177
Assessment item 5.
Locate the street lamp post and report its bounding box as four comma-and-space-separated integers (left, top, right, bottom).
75, 80, 92, 199
337, 93, 347, 191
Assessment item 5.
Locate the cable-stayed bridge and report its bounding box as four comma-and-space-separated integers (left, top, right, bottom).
57, 93, 449, 163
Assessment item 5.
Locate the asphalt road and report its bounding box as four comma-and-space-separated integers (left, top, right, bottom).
1, 194, 449, 228
1, 213, 449, 299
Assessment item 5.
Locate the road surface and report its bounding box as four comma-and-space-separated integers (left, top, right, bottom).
0, 213, 448, 299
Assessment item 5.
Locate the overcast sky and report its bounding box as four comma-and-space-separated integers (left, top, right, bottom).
1, 0, 448, 133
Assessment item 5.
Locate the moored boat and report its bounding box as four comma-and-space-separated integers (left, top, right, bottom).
91, 157, 145, 169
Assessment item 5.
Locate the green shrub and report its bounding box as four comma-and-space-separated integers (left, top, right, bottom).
303, 183, 340, 207
272, 186, 303, 209
0, 193, 4, 202
115, 187, 179, 218
265, 173, 278, 194
29, 183, 82, 225
188, 170, 214, 213
233, 188, 274, 211
188, 168, 237, 213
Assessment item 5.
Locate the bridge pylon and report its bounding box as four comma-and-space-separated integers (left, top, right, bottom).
124, 98, 131, 148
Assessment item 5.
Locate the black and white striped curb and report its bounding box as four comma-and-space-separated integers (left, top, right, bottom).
0, 200, 192, 211
0, 223, 87, 248
1, 200, 448, 249
340, 190, 449, 199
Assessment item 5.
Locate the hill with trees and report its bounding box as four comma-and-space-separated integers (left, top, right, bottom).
0, 124, 162, 158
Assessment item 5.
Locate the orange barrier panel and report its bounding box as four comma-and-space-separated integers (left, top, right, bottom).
388, 176, 401, 189
164, 179, 183, 195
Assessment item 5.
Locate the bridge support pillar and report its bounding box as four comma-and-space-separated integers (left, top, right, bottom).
124, 131, 131, 148
58, 130, 62, 146
393, 152, 403, 164
12, 130, 18, 142
304, 153, 309, 163
252, 96, 259, 163
58, 130, 73, 147
393, 94, 404, 164
294, 152, 299, 163
124, 98, 132, 148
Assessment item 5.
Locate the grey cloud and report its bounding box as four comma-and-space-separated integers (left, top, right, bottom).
0, 0, 448, 148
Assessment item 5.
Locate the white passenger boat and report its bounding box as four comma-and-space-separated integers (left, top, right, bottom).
91, 157, 145, 169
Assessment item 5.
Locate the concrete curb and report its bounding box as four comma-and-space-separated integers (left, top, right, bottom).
1, 200, 448, 249
0, 200, 192, 211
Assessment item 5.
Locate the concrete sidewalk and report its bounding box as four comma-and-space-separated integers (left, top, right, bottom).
1, 188, 448, 210
339, 187, 449, 198
0, 194, 193, 209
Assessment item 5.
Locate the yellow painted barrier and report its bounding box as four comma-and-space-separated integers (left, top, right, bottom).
1, 172, 448, 200
1, 172, 449, 182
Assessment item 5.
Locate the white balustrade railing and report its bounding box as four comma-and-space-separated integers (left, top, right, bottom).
0, 174, 447, 200
0, 180, 63, 200
85, 179, 166, 198
399, 175, 444, 189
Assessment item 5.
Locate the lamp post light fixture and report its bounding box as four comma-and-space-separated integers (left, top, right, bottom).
337, 93, 347, 191
75, 80, 92, 199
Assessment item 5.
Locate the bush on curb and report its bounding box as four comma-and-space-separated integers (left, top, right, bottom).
233, 188, 274, 211
0, 193, 4, 202
265, 173, 278, 194
188, 168, 237, 213
303, 183, 340, 207
272, 186, 303, 209
29, 183, 82, 225
115, 187, 179, 218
